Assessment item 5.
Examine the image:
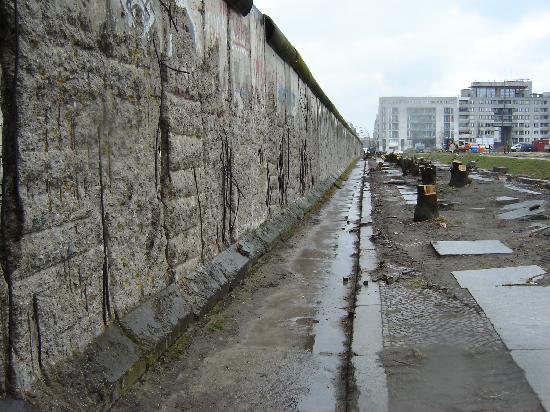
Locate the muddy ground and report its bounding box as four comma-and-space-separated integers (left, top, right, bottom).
370, 159, 548, 411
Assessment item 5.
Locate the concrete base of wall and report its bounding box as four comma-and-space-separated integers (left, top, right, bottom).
19, 159, 359, 411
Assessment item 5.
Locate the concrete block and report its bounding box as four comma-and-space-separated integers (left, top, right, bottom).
236, 232, 268, 261
119, 284, 193, 352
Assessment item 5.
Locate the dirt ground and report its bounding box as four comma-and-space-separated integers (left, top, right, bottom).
369, 159, 548, 411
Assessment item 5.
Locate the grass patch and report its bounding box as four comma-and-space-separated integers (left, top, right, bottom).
423, 153, 550, 180
207, 317, 227, 332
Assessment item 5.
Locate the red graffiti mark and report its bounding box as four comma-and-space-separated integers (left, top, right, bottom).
231, 17, 250, 52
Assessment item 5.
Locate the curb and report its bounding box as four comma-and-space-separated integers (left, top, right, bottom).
25, 160, 358, 411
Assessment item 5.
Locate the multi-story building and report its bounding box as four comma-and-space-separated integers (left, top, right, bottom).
373, 97, 458, 152
458, 80, 550, 146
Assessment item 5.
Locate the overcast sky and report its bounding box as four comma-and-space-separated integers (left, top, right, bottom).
253, 0, 550, 136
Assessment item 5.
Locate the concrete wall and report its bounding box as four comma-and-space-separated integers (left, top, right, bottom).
0, 0, 361, 395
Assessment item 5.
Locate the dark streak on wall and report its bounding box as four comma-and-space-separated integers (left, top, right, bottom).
0, 0, 362, 397
0, 0, 23, 396
97, 128, 112, 325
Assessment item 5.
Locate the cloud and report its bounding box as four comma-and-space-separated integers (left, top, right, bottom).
254, 0, 550, 135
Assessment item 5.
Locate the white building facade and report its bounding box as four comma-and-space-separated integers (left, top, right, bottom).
373, 97, 458, 152
458, 80, 550, 146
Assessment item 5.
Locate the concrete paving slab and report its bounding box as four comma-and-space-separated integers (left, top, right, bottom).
351, 356, 389, 412
453, 264, 550, 410
452, 266, 546, 289
470, 174, 493, 183
495, 196, 519, 205
356, 281, 381, 307
498, 207, 547, 220
352, 279, 388, 412
468, 287, 550, 351
512, 350, 550, 411
504, 183, 543, 195
360, 249, 378, 271
527, 223, 550, 234
432, 240, 513, 256
500, 200, 545, 211
387, 179, 406, 185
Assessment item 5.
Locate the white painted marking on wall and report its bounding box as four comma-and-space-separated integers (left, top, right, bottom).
122, 0, 156, 41
167, 32, 173, 57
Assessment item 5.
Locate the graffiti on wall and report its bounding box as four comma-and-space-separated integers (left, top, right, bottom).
231, 15, 250, 53
122, 0, 156, 42
277, 85, 296, 108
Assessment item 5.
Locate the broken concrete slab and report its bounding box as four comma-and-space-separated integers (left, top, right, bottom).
498, 200, 547, 220
504, 183, 543, 195
527, 223, 550, 234
500, 200, 545, 211
452, 266, 546, 289
470, 174, 493, 183
516, 176, 549, 187
495, 196, 519, 206
498, 207, 547, 221
432, 240, 513, 256
387, 179, 407, 185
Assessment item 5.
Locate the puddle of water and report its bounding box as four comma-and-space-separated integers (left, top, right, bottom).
432, 240, 513, 256
297, 355, 343, 412
310, 169, 364, 356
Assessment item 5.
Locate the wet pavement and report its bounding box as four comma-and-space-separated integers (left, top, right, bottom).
113, 161, 386, 411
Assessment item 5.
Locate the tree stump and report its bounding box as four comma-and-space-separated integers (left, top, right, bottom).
411, 161, 420, 177
421, 165, 437, 185
449, 161, 470, 187
386, 153, 398, 163
401, 158, 412, 175
414, 185, 439, 221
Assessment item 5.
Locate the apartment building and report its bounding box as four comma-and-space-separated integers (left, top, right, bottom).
373, 97, 458, 152
458, 80, 550, 146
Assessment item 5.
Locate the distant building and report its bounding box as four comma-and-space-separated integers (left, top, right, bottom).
373, 96, 458, 152
458, 80, 550, 146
